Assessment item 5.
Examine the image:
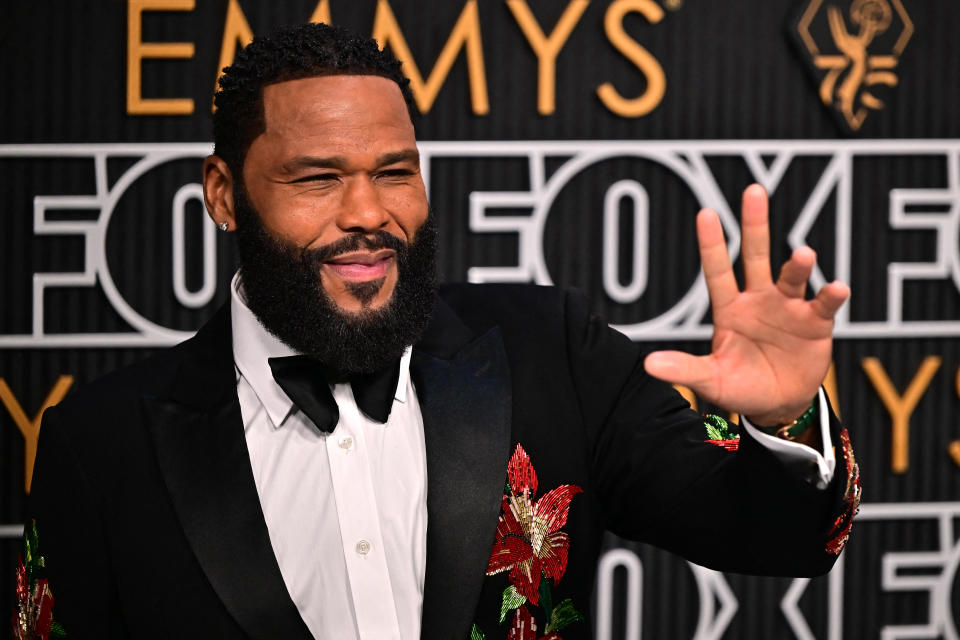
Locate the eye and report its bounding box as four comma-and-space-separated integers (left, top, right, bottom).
378, 168, 416, 180
290, 173, 339, 184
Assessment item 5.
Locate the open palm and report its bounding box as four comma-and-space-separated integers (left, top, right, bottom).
644, 184, 850, 426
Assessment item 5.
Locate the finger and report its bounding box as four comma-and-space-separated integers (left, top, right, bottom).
776, 246, 816, 298
644, 350, 720, 400
810, 280, 851, 319
740, 184, 773, 290
697, 208, 739, 309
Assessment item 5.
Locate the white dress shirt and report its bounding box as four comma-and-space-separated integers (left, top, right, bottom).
231, 273, 427, 640
742, 390, 836, 490
228, 273, 834, 639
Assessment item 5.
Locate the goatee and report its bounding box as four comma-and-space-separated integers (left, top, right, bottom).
234, 188, 438, 374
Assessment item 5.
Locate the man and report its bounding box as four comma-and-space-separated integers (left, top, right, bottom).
20, 23, 858, 640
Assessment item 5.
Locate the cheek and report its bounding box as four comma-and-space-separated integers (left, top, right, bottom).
390, 191, 429, 240
260, 197, 339, 245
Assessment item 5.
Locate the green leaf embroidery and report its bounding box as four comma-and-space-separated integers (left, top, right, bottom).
24, 520, 45, 575
470, 623, 486, 640
499, 585, 526, 624
705, 422, 723, 440
538, 575, 553, 621
51, 621, 68, 639
545, 598, 585, 634
704, 414, 738, 440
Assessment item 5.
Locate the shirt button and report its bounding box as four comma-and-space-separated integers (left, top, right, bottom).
338, 436, 353, 450
356, 539, 372, 556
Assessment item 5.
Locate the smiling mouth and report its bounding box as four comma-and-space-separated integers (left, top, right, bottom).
323, 249, 396, 281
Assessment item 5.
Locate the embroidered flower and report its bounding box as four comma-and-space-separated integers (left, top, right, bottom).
703, 414, 740, 451
475, 445, 585, 639
508, 605, 566, 640
508, 606, 538, 640
12, 520, 66, 640
826, 428, 861, 554
486, 445, 582, 605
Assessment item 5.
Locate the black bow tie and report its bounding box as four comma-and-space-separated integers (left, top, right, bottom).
268, 356, 401, 433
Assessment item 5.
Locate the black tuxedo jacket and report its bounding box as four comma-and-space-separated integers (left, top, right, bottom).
27, 284, 853, 639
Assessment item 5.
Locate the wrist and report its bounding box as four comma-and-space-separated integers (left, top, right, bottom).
751, 395, 819, 441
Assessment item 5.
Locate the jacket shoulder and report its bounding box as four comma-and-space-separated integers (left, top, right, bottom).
54, 305, 231, 416
436, 282, 572, 328
49, 324, 220, 427
55, 350, 173, 413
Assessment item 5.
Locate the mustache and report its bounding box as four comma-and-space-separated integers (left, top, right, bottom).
303, 231, 407, 263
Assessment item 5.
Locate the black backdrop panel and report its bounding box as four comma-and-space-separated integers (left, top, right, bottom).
2, 1, 959, 637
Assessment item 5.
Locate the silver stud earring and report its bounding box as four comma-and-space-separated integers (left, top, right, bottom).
218, 221, 229, 231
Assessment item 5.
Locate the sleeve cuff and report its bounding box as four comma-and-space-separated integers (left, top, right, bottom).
741, 389, 836, 489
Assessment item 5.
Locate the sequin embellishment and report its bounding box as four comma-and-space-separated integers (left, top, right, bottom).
703, 414, 740, 451
479, 444, 585, 639
825, 428, 861, 555
12, 520, 66, 640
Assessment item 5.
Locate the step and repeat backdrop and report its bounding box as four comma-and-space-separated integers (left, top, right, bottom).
2, 1, 959, 637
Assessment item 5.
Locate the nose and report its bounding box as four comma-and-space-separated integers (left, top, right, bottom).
336, 177, 390, 233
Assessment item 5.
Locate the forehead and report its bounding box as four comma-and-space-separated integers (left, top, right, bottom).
258, 75, 415, 152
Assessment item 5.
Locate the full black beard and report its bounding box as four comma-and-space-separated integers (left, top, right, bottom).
234, 188, 438, 374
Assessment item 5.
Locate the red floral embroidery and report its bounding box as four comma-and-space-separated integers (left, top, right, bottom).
705, 439, 740, 451
12, 520, 65, 640
826, 428, 861, 554
508, 606, 563, 640
478, 446, 585, 639
12, 558, 54, 640
703, 415, 739, 451
486, 445, 582, 605
508, 606, 537, 640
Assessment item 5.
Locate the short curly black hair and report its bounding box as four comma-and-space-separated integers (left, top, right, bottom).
213, 22, 414, 179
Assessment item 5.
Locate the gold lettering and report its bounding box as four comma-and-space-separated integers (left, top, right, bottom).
862, 356, 941, 474
0, 376, 74, 493
127, 0, 196, 115
597, 0, 666, 117
506, 0, 589, 115
823, 361, 841, 419
372, 0, 488, 114
952, 367, 960, 467
673, 384, 697, 412
212, 0, 255, 112
670, 385, 739, 424
309, 0, 332, 24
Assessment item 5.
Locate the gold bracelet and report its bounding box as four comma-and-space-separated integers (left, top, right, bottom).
756, 396, 818, 441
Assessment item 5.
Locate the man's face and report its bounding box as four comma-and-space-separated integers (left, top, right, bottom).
240, 75, 429, 314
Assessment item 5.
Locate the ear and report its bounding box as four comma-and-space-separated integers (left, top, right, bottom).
202, 155, 236, 231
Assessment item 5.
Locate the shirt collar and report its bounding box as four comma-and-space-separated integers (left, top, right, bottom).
230, 272, 412, 429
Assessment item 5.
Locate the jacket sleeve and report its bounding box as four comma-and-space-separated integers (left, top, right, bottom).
21, 404, 127, 638
563, 290, 859, 577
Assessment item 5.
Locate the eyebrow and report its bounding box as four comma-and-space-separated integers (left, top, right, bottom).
282, 148, 420, 173
377, 148, 420, 167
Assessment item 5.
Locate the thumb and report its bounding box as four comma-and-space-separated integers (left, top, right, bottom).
644, 351, 718, 398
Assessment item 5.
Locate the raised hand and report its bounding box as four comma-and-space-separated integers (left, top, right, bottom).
643, 184, 850, 426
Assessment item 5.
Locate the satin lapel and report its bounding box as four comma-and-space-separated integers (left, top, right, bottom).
412, 300, 512, 639
144, 306, 312, 640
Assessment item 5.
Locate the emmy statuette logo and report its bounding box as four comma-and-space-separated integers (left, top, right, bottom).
792, 0, 914, 132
